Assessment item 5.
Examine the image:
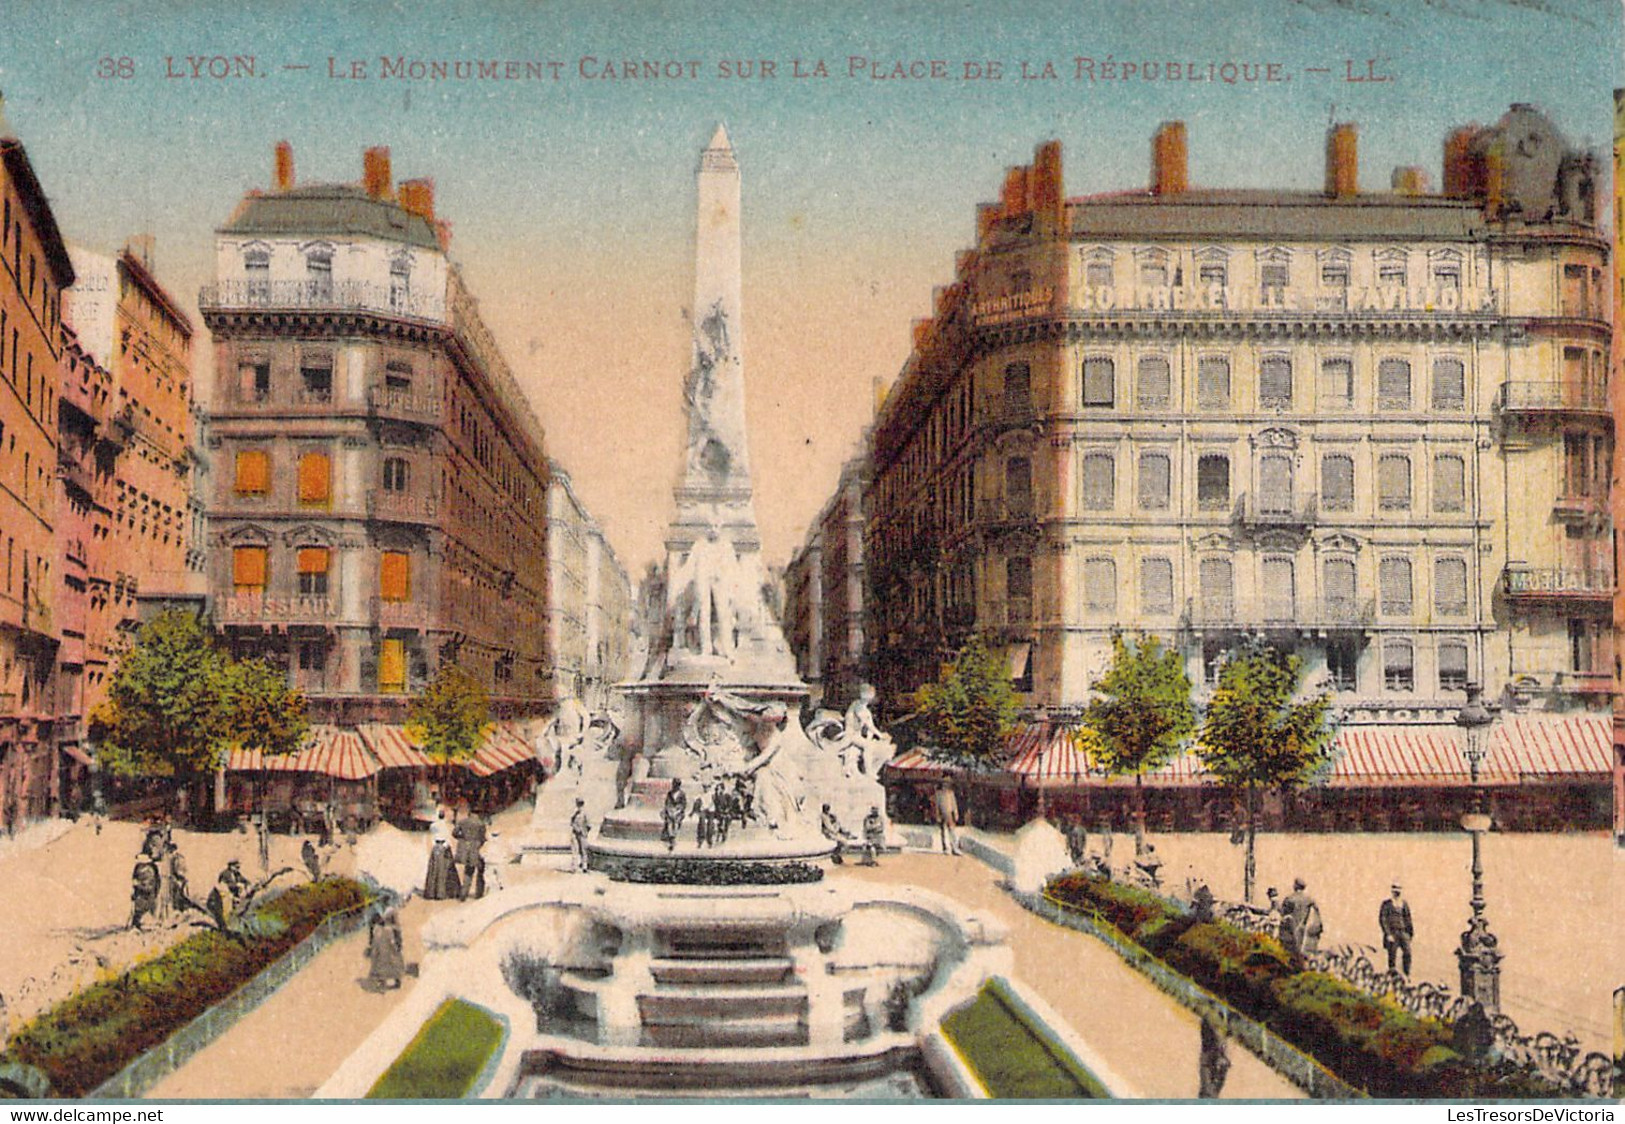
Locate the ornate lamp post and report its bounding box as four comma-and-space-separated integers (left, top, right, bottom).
1454, 682, 1502, 1012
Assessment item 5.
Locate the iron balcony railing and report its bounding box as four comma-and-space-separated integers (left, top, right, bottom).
199, 279, 447, 322
1235, 491, 1317, 528
1498, 381, 1610, 416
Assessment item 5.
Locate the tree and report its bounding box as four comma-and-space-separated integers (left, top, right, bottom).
911, 634, 1020, 766
1083, 634, 1196, 847
1196, 644, 1336, 903
407, 663, 490, 762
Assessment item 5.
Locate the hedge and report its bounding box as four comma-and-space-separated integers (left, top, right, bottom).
1, 878, 373, 1098
1045, 874, 1566, 1099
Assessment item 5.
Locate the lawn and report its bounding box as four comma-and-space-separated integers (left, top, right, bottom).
367, 999, 506, 1099
941, 980, 1109, 1099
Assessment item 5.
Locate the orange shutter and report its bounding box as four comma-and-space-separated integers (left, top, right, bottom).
379, 638, 406, 692
233, 546, 267, 591
380, 552, 410, 601
297, 453, 331, 505
234, 451, 269, 495
296, 546, 330, 575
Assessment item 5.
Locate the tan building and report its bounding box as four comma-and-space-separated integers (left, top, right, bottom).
201, 143, 552, 723
866, 106, 1611, 726
1612, 89, 1624, 845
545, 462, 633, 708
783, 453, 869, 709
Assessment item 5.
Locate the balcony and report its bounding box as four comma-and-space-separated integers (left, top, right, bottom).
1497, 381, 1611, 421
217, 594, 339, 626
976, 498, 1038, 526
367, 491, 440, 524
1555, 670, 1614, 697
1500, 566, 1615, 606
373, 597, 432, 631
367, 383, 441, 426
1235, 491, 1316, 530
1186, 597, 1373, 632
1552, 493, 1608, 522
199, 279, 447, 322
1299, 597, 1377, 630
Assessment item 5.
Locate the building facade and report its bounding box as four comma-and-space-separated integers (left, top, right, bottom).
201, 143, 553, 723
545, 463, 633, 708
783, 453, 870, 710
0, 133, 74, 828
1612, 89, 1624, 846
865, 107, 1612, 728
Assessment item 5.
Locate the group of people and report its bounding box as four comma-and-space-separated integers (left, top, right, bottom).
659, 775, 763, 851
819, 803, 886, 865
423, 806, 496, 900
128, 818, 189, 930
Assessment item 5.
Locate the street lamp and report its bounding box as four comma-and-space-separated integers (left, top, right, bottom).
1454, 682, 1502, 1012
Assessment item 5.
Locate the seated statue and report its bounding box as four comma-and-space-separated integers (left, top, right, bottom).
806, 682, 896, 777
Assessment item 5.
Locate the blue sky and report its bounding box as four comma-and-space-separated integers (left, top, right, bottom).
2, 0, 1620, 568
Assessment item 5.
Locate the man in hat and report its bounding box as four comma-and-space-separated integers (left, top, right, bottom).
1379, 882, 1414, 976
217, 858, 250, 914
129, 850, 160, 930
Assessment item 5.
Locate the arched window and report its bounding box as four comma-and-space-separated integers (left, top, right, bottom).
1084, 558, 1117, 615
1136, 355, 1170, 409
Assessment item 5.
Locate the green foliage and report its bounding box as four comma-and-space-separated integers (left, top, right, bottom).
1195, 644, 1335, 793
368, 999, 505, 1099
1047, 872, 1184, 939
0, 878, 372, 1097
91, 610, 307, 778
1083, 634, 1195, 784
941, 981, 1107, 1098
407, 664, 490, 762
911, 635, 1020, 765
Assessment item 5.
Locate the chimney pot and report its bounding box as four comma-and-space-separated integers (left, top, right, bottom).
399, 177, 436, 222
1325, 123, 1358, 198
362, 146, 393, 200
1391, 166, 1429, 195
1151, 121, 1189, 195
273, 141, 294, 192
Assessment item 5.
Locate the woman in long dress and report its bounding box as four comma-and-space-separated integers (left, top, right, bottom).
422, 809, 461, 900
366, 909, 406, 989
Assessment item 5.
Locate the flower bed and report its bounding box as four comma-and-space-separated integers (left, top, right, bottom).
367, 999, 505, 1099
1044, 874, 1566, 1099
0, 878, 373, 1098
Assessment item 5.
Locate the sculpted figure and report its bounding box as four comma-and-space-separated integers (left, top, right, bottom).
668, 525, 739, 659
542, 693, 591, 776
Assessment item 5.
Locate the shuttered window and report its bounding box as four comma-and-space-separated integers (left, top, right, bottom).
1377, 359, 1411, 409
1084, 558, 1117, 615
1081, 454, 1115, 510
1005, 457, 1032, 516
1197, 357, 1230, 410
1319, 358, 1353, 405
1259, 356, 1292, 407
297, 547, 330, 596
235, 450, 270, 496
1323, 557, 1356, 612
1082, 357, 1115, 407
380, 551, 411, 601
1196, 455, 1229, 510
1259, 456, 1293, 514
1380, 556, 1413, 615
1140, 557, 1173, 615
1378, 455, 1411, 511
1136, 356, 1171, 408
1432, 358, 1465, 410
1003, 362, 1032, 417
1434, 557, 1469, 616
1383, 639, 1415, 692
1433, 455, 1465, 513
379, 638, 406, 693
233, 546, 267, 594
1199, 557, 1233, 618
297, 452, 331, 507
1320, 454, 1354, 511
1138, 452, 1171, 509
1438, 641, 1468, 691
1262, 557, 1295, 621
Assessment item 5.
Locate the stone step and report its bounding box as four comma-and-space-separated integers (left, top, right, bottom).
649, 956, 796, 986
638, 986, 807, 1022
657, 932, 789, 960
638, 1015, 809, 1050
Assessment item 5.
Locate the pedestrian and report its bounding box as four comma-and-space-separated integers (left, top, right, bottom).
820, 803, 852, 864
1263, 887, 1282, 936
1197, 1013, 1231, 1098
91, 786, 106, 836
569, 798, 591, 873
217, 858, 250, 914
711, 782, 734, 844
933, 782, 960, 855
483, 830, 508, 893
129, 852, 160, 930
661, 779, 688, 851
168, 844, 190, 915
1379, 882, 1414, 976
365, 908, 406, 990
423, 809, 461, 900
1280, 878, 1322, 958
692, 794, 711, 848
454, 809, 487, 900
861, 805, 885, 866
1065, 819, 1089, 867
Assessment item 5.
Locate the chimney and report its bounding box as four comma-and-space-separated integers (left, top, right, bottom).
1151, 121, 1188, 195
273, 141, 295, 192
1001, 165, 1029, 217
1390, 166, 1429, 195
398, 177, 436, 222
1325, 123, 1358, 198
1442, 125, 1482, 198
1484, 141, 1505, 215
1031, 140, 1065, 224
362, 146, 393, 199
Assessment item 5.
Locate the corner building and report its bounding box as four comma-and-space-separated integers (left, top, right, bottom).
868, 106, 1613, 723
201, 144, 552, 723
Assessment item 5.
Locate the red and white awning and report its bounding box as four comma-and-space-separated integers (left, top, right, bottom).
226, 725, 379, 782
466, 722, 538, 777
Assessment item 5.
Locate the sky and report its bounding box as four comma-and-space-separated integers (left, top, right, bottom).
2, 0, 1620, 572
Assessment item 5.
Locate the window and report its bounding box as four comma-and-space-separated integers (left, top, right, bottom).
297, 452, 331, 507
1082, 454, 1115, 510
389, 257, 411, 310
245, 248, 270, 300
1138, 452, 1171, 509
1438, 641, 1469, 692
383, 456, 410, 492
1432, 358, 1466, 410
1320, 454, 1354, 512
1196, 454, 1230, 510
297, 641, 326, 676
1259, 355, 1292, 407
380, 551, 412, 601
1140, 557, 1174, 615
1383, 639, 1415, 692
1196, 356, 1230, 409
297, 546, 331, 596
1003, 362, 1032, 418
1378, 454, 1411, 511
1319, 358, 1353, 406
1259, 455, 1294, 515
384, 361, 414, 392
1570, 620, 1600, 673
1083, 558, 1117, 615
1380, 556, 1414, 615
1323, 557, 1357, 615
1377, 359, 1412, 410
1198, 261, 1227, 287
1199, 557, 1233, 620
1262, 557, 1295, 621
232, 546, 268, 595
1136, 355, 1170, 409
1377, 255, 1407, 286
238, 361, 270, 402
300, 357, 332, 403
1433, 454, 1466, 513
1005, 456, 1032, 516
234, 450, 270, 496
379, 638, 407, 693
1435, 557, 1469, 616
1432, 255, 1461, 290
1138, 253, 1168, 289
1320, 259, 1350, 288
1082, 357, 1115, 407
305, 248, 333, 301
1327, 640, 1358, 692
1562, 264, 1586, 316
1260, 261, 1289, 294
1085, 253, 1114, 288
1006, 556, 1032, 623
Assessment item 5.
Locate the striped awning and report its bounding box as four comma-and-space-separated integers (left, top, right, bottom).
226, 725, 379, 782
466, 722, 538, 778
882, 749, 960, 778
356, 723, 441, 770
